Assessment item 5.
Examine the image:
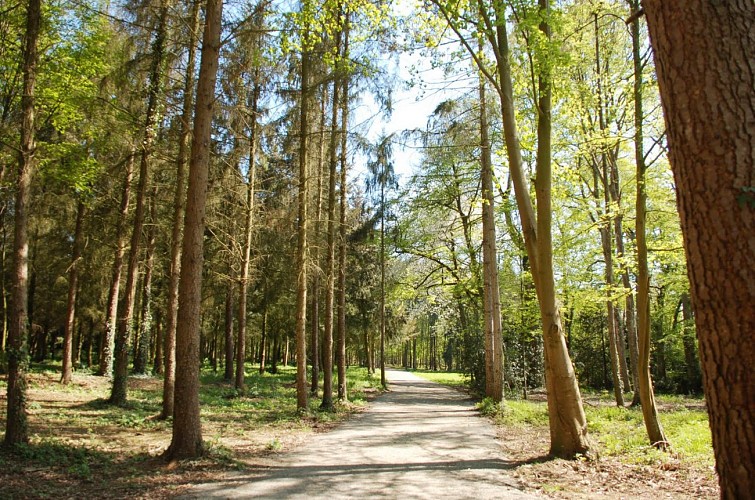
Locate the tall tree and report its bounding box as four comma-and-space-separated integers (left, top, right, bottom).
479, 76, 504, 402
162, 0, 200, 419
164, 0, 223, 460
61, 201, 85, 384
110, 2, 169, 405
4, 0, 41, 446
295, 0, 313, 411
641, 1, 754, 496
434, 0, 590, 456
628, 0, 667, 448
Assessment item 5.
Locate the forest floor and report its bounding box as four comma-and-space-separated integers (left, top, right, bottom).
0, 365, 719, 498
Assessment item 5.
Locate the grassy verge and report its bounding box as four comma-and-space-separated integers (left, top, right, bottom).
409, 369, 469, 388
0, 363, 383, 498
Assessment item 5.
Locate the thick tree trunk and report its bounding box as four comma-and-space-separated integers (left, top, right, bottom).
61, 201, 85, 384
480, 78, 503, 402
164, 0, 222, 461
641, 2, 754, 495
162, 0, 199, 420
4, 0, 40, 446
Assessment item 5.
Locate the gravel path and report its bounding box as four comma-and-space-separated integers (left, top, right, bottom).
186, 369, 539, 499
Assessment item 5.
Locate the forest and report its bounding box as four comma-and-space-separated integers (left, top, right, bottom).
0, 0, 752, 498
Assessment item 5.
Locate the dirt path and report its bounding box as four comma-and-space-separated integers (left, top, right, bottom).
187, 369, 538, 499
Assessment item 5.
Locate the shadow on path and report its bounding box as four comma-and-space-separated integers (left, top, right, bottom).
186, 369, 541, 499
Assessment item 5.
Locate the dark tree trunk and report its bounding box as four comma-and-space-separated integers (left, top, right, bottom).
223, 287, 234, 381
642, 2, 755, 495
61, 201, 85, 384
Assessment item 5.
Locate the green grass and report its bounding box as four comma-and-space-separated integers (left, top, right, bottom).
410, 369, 469, 388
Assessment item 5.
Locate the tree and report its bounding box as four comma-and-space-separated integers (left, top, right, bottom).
164, 0, 223, 460
641, 2, 754, 496
628, 0, 666, 447
162, 0, 200, 419
4, 0, 41, 446
433, 0, 590, 456
60, 201, 85, 384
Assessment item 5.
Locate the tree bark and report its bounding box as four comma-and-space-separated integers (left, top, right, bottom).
295, 3, 312, 411
480, 77, 503, 402
61, 201, 85, 384
164, 0, 222, 461
162, 0, 199, 420
223, 287, 234, 381
4, 0, 40, 446
641, 2, 754, 495
133, 187, 157, 375
336, 26, 350, 401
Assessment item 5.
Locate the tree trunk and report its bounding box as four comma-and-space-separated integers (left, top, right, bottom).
480, 77, 503, 402
236, 78, 260, 392
110, 3, 168, 406
162, 0, 199, 420
295, 3, 312, 411
4, 0, 40, 446
133, 187, 157, 375
628, 0, 668, 450
321, 70, 340, 412
680, 293, 700, 393
336, 28, 349, 401
223, 287, 234, 381
310, 96, 326, 397
258, 303, 267, 374
491, 1, 589, 457
61, 201, 85, 384
642, 2, 754, 494
164, 0, 222, 461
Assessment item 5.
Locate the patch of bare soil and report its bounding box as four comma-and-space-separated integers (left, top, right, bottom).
495, 423, 718, 499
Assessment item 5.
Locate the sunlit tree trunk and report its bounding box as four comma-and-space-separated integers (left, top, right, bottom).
164, 0, 222, 460
627, 0, 668, 449
133, 187, 157, 375
480, 77, 503, 402
642, 2, 754, 495
336, 22, 350, 401
5, 0, 40, 446
162, 0, 199, 420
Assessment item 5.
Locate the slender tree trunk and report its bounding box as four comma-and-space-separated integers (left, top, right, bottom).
321, 71, 340, 411
295, 4, 312, 411
153, 308, 162, 374
680, 293, 700, 393
162, 0, 199, 419
111, 3, 168, 405
258, 302, 267, 374
379, 180, 386, 388
133, 187, 157, 375
236, 78, 260, 392
628, 0, 667, 450
99, 151, 134, 377
5, 0, 40, 445
223, 287, 234, 381
642, 2, 754, 494
480, 77, 503, 402
164, 0, 222, 460
61, 201, 85, 384
487, 1, 589, 457
310, 96, 326, 397
336, 25, 350, 401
